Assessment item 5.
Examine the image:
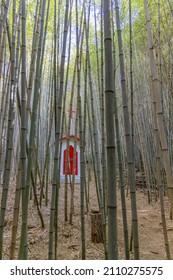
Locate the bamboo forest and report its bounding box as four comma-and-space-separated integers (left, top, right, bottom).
0, 0, 173, 261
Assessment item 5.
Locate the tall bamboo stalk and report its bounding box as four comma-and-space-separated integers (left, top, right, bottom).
76, 0, 85, 259
18, 0, 47, 259
144, 0, 173, 218
114, 0, 139, 259
0, 0, 17, 259
110, 2, 129, 259
104, 0, 118, 260
48, 0, 69, 260
20, 0, 27, 256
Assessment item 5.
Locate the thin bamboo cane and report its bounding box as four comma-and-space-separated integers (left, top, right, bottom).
114, 0, 139, 259
76, 0, 85, 259
48, 0, 69, 260
111, 2, 129, 259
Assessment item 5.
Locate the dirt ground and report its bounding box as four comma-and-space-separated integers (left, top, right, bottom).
1, 176, 173, 260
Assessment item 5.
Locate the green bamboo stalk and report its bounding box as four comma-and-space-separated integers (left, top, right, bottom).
114, 0, 139, 259
20, 0, 27, 251
110, 2, 129, 259
76, 0, 85, 259
0, 0, 10, 48
144, 0, 173, 218
18, 0, 47, 260
156, 0, 171, 259
86, 1, 102, 209
100, 0, 107, 216
69, 1, 84, 224
104, 0, 118, 260
0, 0, 17, 259
48, 0, 69, 260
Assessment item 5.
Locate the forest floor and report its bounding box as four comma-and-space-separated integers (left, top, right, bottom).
2, 174, 173, 260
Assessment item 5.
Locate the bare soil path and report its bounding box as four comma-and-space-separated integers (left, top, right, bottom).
2, 179, 173, 260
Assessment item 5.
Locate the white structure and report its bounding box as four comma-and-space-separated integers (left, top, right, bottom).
60, 135, 80, 184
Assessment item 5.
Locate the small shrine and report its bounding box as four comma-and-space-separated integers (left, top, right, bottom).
60, 109, 80, 184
